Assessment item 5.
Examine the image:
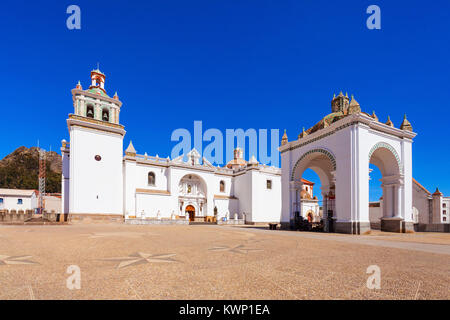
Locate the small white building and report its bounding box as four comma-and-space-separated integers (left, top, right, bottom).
0, 189, 37, 212
297, 178, 320, 222
61, 69, 282, 224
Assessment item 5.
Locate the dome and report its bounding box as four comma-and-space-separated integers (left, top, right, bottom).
87, 87, 109, 97
226, 158, 247, 169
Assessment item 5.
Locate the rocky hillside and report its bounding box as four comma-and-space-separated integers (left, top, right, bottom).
0, 146, 62, 193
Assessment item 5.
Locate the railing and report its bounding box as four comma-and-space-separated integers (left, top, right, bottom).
135, 154, 170, 164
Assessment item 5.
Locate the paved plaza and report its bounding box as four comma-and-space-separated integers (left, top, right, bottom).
0, 224, 448, 300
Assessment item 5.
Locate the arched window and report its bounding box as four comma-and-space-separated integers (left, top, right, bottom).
214, 206, 218, 216
444, 203, 447, 208
148, 172, 155, 186
86, 105, 94, 118
220, 180, 225, 192
266, 179, 272, 189
102, 108, 109, 122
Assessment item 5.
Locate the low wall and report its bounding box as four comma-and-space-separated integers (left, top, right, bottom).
69, 214, 124, 224
125, 218, 189, 225
0, 210, 33, 223
217, 219, 245, 225
415, 223, 450, 233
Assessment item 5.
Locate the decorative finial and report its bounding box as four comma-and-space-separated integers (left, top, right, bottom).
385, 116, 394, 127
400, 113, 413, 131
433, 187, 443, 196
371, 110, 378, 121
125, 141, 137, 156
281, 129, 288, 146
348, 95, 361, 114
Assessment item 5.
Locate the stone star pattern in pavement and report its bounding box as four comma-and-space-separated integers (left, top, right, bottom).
101, 252, 177, 269
208, 244, 263, 254
0, 255, 38, 265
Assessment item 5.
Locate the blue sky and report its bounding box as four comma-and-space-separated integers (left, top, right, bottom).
0, 0, 449, 199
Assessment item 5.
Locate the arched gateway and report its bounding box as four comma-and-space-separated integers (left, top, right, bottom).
279, 92, 416, 234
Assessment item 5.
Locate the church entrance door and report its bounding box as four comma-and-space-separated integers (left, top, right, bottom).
186, 205, 195, 222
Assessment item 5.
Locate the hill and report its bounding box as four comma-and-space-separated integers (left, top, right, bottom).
0, 146, 62, 193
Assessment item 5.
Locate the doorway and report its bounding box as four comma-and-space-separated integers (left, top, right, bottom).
185, 205, 195, 222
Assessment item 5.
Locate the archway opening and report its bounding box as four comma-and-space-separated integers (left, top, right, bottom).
292, 150, 336, 232
368, 145, 402, 229
185, 205, 195, 222
368, 163, 383, 229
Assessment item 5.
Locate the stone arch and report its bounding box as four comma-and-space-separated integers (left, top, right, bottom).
290, 148, 336, 181
368, 141, 404, 227
368, 142, 402, 175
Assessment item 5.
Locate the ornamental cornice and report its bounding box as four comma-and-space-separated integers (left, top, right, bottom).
67, 114, 126, 136
279, 113, 417, 154
72, 88, 122, 107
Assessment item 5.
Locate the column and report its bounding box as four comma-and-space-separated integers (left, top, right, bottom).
322, 193, 328, 232
394, 184, 402, 218
289, 187, 296, 221
385, 185, 393, 217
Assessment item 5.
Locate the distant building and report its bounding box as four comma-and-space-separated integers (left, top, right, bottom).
298, 178, 320, 222
412, 179, 449, 224
0, 189, 37, 212
369, 179, 449, 230
43, 194, 62, 213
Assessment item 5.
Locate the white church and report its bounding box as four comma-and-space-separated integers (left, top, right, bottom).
60, 68, 448, 233
61, 69, 282, 224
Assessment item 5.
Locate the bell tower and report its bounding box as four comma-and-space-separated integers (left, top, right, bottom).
62, 68, 126, 221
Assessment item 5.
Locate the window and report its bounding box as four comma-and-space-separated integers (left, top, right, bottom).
0, 198, 3, 204
220, 180, 225, 192
214, 206, 218, 216
17, 199, 23, 205
86, 105, 94, 118
444, 217, 447, 222
266, 179, 272, 190
102, 108, 109, 122
148, 172, 155, 186
444, 203, 447, 208
444, 210, 447, 215
187, 185, 192, 193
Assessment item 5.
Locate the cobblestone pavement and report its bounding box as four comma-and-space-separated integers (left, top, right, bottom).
0, 224, 448, 300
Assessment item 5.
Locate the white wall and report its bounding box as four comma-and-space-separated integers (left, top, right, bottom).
0, 194, 36, 211
69, 126, 123, 215
250, 170, 282, 223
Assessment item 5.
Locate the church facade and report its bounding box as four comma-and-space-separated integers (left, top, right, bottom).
61, 69, 281, 224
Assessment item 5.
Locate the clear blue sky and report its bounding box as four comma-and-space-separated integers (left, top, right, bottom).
0, 0, 449, 199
